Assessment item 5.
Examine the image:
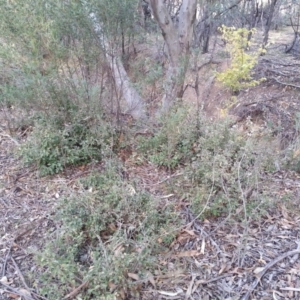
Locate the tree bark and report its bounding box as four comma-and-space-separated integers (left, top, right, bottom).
85, 8, 146, 120
149, 0, 197, 112
263, 0, 279, 47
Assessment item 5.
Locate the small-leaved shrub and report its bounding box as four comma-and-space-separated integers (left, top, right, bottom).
186, 118, 276, 219
285, 112, 300, 173
216, 25, 265, 93
138, 108, 278, 219
19, 113, 113, 175
35, 164, 178, 299
137, 106, 199, 169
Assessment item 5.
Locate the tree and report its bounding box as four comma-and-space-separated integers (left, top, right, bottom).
83, 0, 147, 120
84, 0, 197, 117
263, 0, 281, 47
148, 0, 197, 112
285, 1, 300, 54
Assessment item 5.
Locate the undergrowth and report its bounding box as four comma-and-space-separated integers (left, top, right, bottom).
35, 162, 178, 299
19, 111, 114, 175
0, 2, 289, 298
137, 107, 278, 220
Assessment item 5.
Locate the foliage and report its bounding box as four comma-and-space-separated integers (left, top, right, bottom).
219, 96, 238, 117
285, 112, 300, 173
216, 26, 265, 93
0, 0, 139, 175
19, 113, 113, 175
35, 165, 178, 299
138, 109, 277, 219
137, 106, 199, 169
186, 118, 276, 219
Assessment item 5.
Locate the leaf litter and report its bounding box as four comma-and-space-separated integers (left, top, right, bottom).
2, 107, 300, 299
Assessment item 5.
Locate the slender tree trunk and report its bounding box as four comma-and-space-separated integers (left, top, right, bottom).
108, 54, 146, 119
285, 12, 300, 54
149, 0, 197, 112
263, 0, 279, 47
86, 9, 146, 120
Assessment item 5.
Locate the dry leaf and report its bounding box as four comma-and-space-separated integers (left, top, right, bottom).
235, 205, 243, 214
18, 289, 32, 297
128, 273, 139, 281
7, 293, 19, 299
157, 290, 181, 296
183, 229, 195, 236
281, 205, 290, 220
177, 233, 193, 245
219, 264, 227, 275
108, 282, 117, 292
117, 288, 126, 300
254, 267, 264, 274
114, 244, 124, 257
200, 238, 206, 254
0, 276, 8, 284
145, 272, 156, 288
108, 223, 117, 232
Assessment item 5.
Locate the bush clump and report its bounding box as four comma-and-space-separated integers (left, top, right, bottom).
19, 113, 113, 175
35, 164, 178, 299
138, 108, 278, 219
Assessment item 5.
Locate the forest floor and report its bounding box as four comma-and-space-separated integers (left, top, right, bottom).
1, 28, 300, 300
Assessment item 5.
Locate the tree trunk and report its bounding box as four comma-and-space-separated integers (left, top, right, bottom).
86, 10, 146, 120
149, 0, 197, 112
263, 0, 279, 47
108, 55, 146, 120
87, 0, 197, 117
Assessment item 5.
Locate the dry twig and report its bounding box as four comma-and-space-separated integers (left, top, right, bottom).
63, 281, 89, 299
11, 256, 31, 291
242, 241, 300, 300
0, 281, 34, 300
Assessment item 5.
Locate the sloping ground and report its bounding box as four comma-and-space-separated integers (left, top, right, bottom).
0, 128, 54, 300
231, 54, 300, 155
0, 122, 106, 300
126, 158, 300, 299
1, 123, 300, 300
145, 200, 300, 299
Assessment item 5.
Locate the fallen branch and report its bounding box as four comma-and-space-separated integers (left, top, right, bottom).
280, 287, 300, 292
63, 281, 89, 300
192, 273, 239, 294
0, 281, 34, 300
147, 172, 184, 186
242, 241, 300, 300
11, 256, 31, 291
0, 132, 20, 146
271, 77, 300, 89
1, 248, 11, 279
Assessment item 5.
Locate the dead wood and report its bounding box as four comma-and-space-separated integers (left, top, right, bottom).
242, 241, 300, 300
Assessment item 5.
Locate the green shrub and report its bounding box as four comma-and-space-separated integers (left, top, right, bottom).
187, 119, 276, 219
216, 25, 265, 93
35, 165, 178, 299
19, 113, 113, 175
138, 108, 278, 219
137, 106, 199, 169
285, 112, 300, 173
